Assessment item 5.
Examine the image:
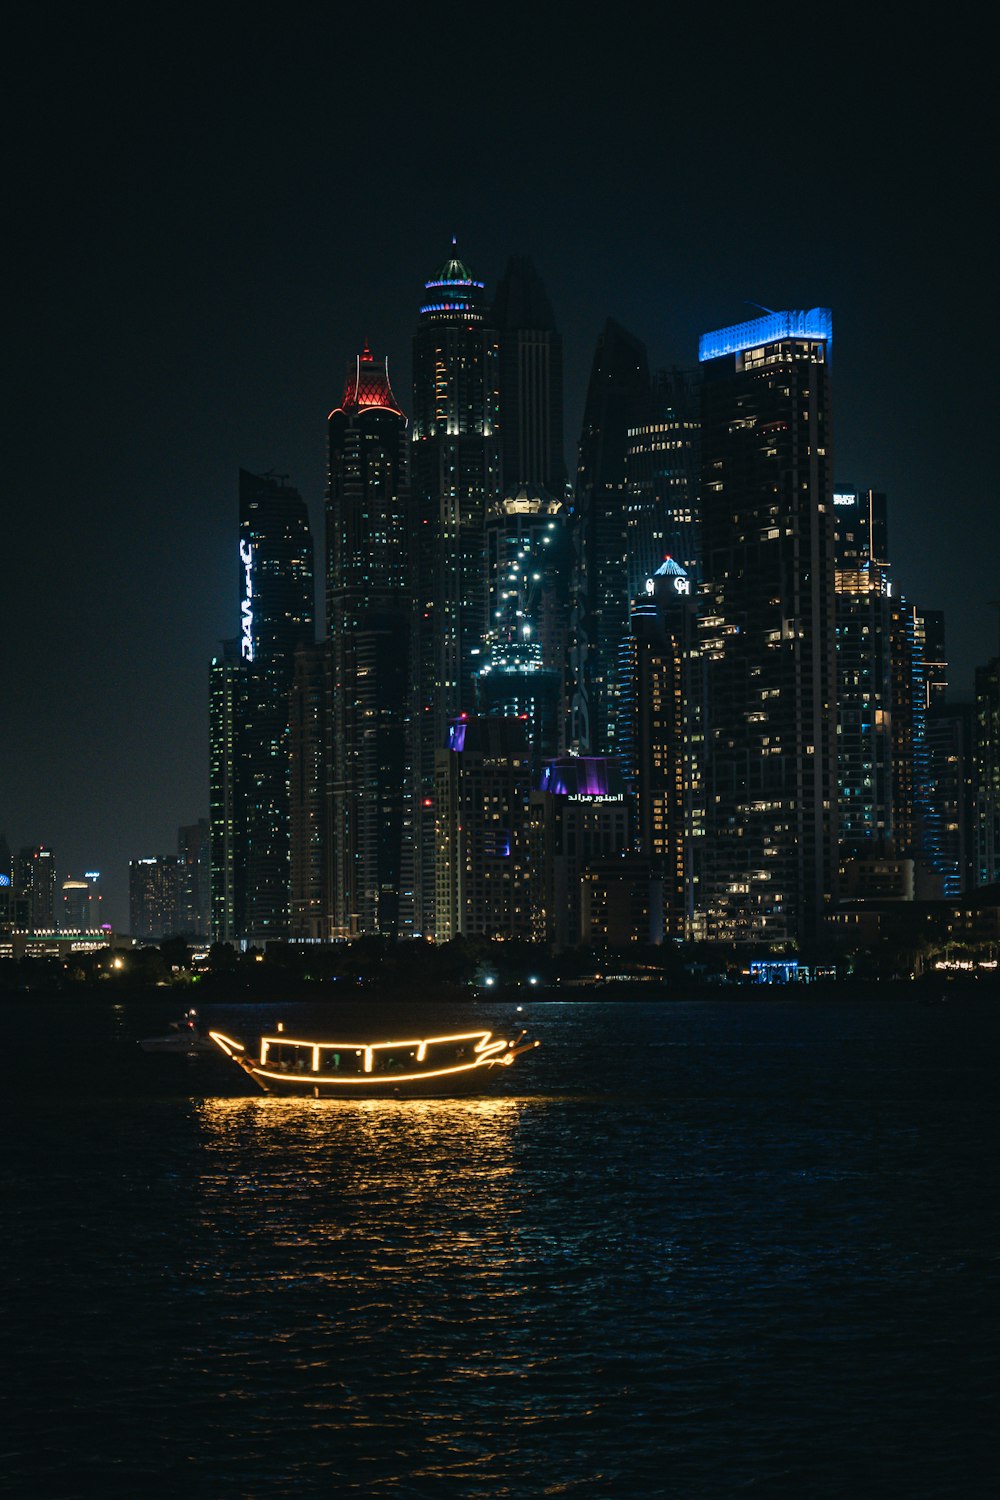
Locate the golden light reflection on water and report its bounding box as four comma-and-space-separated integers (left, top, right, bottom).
194, 1093, 528, 1151
191, 1097, 528, 1242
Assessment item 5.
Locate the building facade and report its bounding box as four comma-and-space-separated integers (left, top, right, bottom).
177, 821, 210, 937
59, 872, 103, 932
617, 557, 699, 939
410, 246, 502, 934
15, 846, 57, 932
926, 703, 976, 896
975, 654, 1000, 887
209, 638, 244, 942
289, 640, 333, 941
326, 344, 412, 938
571, 319, 651, 755
832, 488, 894, 852
434, 716, 532, 941
530, 757, 630, 950
624, 366, 701, 599
492, 255, 566, 498
129, 856, 181, 943
209, 470, 314, 943
476, 485, 570, 776
697, 308, 838, 947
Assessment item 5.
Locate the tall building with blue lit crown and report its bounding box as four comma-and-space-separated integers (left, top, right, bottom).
410, 243, 501, 935
697, 309, 838, 948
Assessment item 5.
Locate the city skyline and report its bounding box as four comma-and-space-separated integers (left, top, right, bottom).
5, 12, 995, 928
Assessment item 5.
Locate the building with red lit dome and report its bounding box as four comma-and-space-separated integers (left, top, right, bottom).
325, 342, 413, 938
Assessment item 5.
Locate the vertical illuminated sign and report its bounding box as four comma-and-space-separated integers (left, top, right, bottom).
240, 539, 254, 661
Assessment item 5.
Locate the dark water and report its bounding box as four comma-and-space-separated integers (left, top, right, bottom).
2, 994, 997, 1498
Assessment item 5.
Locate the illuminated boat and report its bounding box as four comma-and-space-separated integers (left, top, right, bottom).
207, 1025, 540, 1097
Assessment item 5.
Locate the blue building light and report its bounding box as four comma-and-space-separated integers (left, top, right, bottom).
419, 301, 477, 316
699, 308, 833, 363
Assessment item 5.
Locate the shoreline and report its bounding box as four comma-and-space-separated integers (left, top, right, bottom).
2, 975, 997, 1006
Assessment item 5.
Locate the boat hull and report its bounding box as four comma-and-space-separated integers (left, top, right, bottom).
237, 1061, 514, 1099
207, 1028, 539, 1098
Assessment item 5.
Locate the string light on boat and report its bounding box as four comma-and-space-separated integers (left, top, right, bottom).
206, 1028, 538, 1088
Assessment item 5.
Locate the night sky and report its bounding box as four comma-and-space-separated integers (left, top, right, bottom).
4, 9, 995, 928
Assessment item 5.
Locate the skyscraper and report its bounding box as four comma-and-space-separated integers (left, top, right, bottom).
289, 640, 333, 941
177, 820, 210, 936
475, 485, 570, 775
239, 468, 314, 941
618, 557, 699, 938
890, 597, 952, 895
209, 638, 244, 942
16, 846, 57, 932
624, 366, 701, 600
326, 343, 412, 938
410, 244, 501, 934
209, 470, 314, 943
434, 716, 532, 941
54, 872, 102, 932
492, 255, 566, 497
129, 856, 180, 943
913, 607, 952, 893
60, 879, 91, 931
832, 487, 894, 852
571, 319, 651, 754
530, 757, 630, 950
975, 652, 1000, 887
697, 308, 838, 948
0, 836, 13, 930
926, 703, 976, 896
